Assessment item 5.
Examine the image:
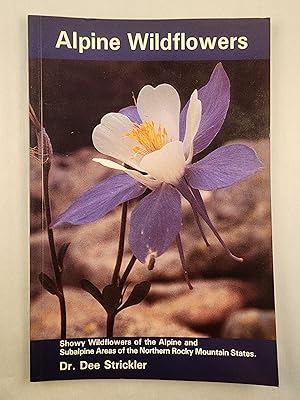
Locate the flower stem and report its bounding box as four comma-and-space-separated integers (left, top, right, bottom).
106, 313, 116, 338
106, 203, 137, 337
106, 255, 137, 337
105, 254, 137, 338
58, 292, 67, 339
119, 255, 137, 290
43, 162, 67, 339
105, 191, 152, 337
111, 202, 128, 286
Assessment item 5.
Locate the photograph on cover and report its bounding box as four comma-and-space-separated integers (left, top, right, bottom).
29, 16, 277, 385
30, 59, 274, 340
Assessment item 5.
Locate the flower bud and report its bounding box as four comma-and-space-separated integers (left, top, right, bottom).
37, 128, 53, 160
145, 253, 156, 270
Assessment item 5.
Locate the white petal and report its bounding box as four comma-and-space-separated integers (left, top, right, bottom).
137, 84, 180, 141
92, 158, 161, 189
139, 141, 185, 184
183, 90, 202, 163
92, 158, 128, 171
92, 113, 141, 169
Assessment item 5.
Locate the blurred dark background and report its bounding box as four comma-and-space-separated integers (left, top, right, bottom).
29, 59, 269, 155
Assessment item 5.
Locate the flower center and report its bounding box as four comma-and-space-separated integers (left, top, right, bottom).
125, 121, 168, 156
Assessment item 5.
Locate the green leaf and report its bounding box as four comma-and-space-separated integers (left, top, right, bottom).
102, 284, 122, 314
118, 281, 151, 312
57, 242, 71, 270
81, 279, 104, 305
39, 272, 58, 296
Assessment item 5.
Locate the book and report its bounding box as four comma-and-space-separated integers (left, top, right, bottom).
29, 15, 278, 385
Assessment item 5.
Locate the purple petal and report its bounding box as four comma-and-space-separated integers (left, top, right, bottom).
185, 144, 263, 191
179, 63, 230, 154
119, 105, 142, 124
129, 184, 181, 263
51, 173, 146, 227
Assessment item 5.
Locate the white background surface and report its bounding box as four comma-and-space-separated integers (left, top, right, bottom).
0, 0, 300, 399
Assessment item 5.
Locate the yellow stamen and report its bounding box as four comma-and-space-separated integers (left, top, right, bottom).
125, 121, 168, 156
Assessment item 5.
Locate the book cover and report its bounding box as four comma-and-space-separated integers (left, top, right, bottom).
29, 15, 278, 385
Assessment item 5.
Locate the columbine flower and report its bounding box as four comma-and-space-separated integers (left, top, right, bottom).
52, 63, 262, 277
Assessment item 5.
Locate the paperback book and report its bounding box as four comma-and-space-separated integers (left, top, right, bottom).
29, 15, 278, 385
